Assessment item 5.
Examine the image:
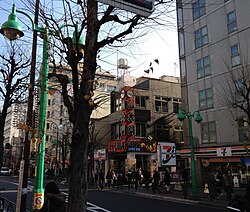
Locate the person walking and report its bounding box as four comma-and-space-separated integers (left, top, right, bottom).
133, 168, 141, 192
164, 169, 171, 192
106, 169, 113, 189
152, 170, 160, 194
98, 169, 105, 191
126, 169, 133, 191
35, 181, 66, 212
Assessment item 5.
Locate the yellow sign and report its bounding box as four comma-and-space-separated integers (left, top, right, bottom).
33, 192, 44, 209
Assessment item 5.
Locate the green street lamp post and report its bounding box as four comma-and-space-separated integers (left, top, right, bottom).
0, 4, 84, 211
177, 107, 203, 199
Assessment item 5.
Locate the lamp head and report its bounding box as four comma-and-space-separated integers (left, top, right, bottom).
195, 111, 203, 123
0, 4, 24, 40
177, 108, 186, 122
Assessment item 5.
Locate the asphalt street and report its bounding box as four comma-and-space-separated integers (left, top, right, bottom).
0, 176, 226, 212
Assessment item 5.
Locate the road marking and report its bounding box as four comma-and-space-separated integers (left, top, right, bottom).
61, 192, 111, 212
87, 202, 111, 212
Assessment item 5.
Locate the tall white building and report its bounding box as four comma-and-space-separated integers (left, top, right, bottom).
177, 0, 250, 186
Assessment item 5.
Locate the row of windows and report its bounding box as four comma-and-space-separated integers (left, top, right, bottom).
193, 0, 237, 34
111, 123, 180, 142
114, 95, 182, 113
196, 43, 241, 80
112, 120, 245, 144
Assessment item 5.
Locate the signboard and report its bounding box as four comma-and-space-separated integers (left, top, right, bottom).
33, 192, 44, 209
16, 160, 24, 212
216, 147, 232, 157
159, 142, 176, 166
96, 0, 155, 17
94, 149, 107, 160
108, 140, 127, 153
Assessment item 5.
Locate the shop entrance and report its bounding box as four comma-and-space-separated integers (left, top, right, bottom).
135, 154, 148, 171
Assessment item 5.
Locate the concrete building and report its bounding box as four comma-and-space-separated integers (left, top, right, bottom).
107, 76, 182, 177
177, 0, 250, 187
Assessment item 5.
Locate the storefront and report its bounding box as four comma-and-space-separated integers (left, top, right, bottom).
178, 145, 250, 187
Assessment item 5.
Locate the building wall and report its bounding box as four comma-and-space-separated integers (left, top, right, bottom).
177, 0, 250, 186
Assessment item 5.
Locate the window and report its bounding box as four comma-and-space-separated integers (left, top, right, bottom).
192, 0, 206, 20
48, 99, 51, 106
135, 96, 146, 108
135, 122, 146, 137
238, 118, 248, 142
201, 122, 216, 143
231, 44, 241, 66
199, 88, 214, 110
227, 11, 237, 33
155, 125, 169, 141
197, 56, 211, 79
195, 26, 208, 49
173, 98, 182, 113
235, 79, 244, 102
155, 96, 169, 112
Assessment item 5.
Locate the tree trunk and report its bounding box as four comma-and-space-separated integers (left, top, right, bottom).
68, 103, 90, 212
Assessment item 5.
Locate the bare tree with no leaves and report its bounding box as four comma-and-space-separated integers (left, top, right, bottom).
0, 42, 30, 169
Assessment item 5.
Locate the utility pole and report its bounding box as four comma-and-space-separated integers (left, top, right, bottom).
20, 0, 40, 211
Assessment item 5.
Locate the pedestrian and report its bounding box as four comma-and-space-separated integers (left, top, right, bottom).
116, 171, 123, 190
133, 168, 141, 192
94, 169, 99, 190
126, 169, 133, 191
106, 169, 113, 189
207, 172, 217, 201
182, 169, 189, 199
215, 170, 224, 198
98, 169, 105, 191
152, 169, 160, 194
143, 170, 151, 190
224, 172, 232, 201
35, 181, 66, 212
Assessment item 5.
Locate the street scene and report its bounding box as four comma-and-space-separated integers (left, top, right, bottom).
1, 0, 250, 212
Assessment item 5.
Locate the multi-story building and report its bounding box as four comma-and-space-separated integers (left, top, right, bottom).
107, 76, 182, 177
177, 0, 250, 186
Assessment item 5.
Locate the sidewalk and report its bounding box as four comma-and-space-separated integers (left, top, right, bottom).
105, 185, 229, 209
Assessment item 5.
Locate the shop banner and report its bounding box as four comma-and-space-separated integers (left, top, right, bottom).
216, 147, 232, 157
94, 149, 106, 161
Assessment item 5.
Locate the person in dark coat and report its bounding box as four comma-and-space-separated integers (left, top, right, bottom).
98, 169, 105, 191
38, 181, 66, 212
152, 170, 160, 194
106, 169, 113, 189
126, 170, 133, 191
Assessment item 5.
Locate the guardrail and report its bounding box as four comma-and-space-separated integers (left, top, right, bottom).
0, 190, 29, 212
0, 196, 17, 212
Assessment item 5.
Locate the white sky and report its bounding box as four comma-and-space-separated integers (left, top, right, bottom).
0, 1, 180, 80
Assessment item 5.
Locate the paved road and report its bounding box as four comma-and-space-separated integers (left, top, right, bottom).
0, 176, 226, 212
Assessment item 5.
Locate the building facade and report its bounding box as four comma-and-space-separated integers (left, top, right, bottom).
107, 76, 182, 177
177, 0, 250, 187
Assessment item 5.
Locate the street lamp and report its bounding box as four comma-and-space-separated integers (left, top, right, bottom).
0, 4, 83, 211
177, 107, 203, 199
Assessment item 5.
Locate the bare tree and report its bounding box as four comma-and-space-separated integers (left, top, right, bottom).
220, 63, 250, 139
0, 43, 30, 168
20, 0, 176, 211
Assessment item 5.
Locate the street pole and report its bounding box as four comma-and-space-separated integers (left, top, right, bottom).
177, 108, 202, 199
188, 115, 197, 198
33, 26, 49, 210
20, 0, 39, 211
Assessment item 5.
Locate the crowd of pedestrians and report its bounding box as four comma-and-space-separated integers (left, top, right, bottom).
93, 167, 177, 194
